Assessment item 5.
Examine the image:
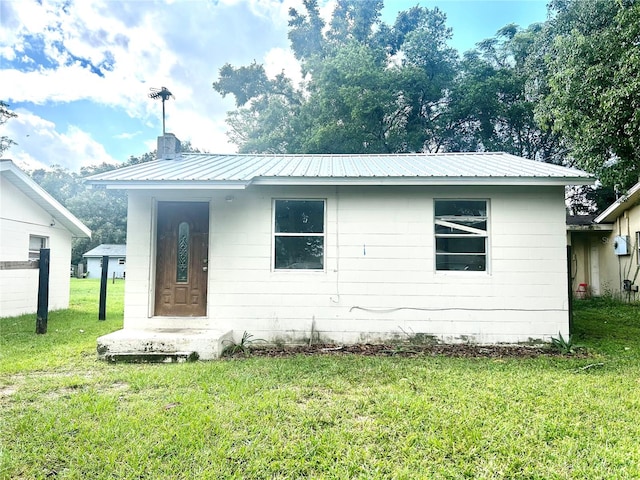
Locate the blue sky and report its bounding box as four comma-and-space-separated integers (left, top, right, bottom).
0, 0, 549, 172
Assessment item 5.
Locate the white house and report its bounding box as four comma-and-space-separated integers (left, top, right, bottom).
0, 160, 91, 318
568, 181, 640, 299
83, 244, 126, 279
87, 135, 592, 360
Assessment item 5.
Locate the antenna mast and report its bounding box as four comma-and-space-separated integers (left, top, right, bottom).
148, 87, 174, 135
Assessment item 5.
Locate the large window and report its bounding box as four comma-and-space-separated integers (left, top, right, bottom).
274, 200, 325, 270
28, 235, 48, 261
434, 200, 488, 272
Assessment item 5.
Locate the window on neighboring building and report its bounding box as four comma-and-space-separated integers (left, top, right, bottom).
118, 258, 126, 265
434, 200, 488, 272
274, 199, 325, 270
28, 235, 48, 261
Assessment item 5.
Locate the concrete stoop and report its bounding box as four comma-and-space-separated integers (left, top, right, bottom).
97, 328, 234, 362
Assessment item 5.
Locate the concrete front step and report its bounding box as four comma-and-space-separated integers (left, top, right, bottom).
97, 328, 233, 361
104, 351, 200, 363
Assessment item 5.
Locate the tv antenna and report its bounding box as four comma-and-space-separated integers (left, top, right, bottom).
148, 86, 174, 135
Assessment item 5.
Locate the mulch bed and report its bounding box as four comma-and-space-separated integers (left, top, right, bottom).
232, 343, 578, 359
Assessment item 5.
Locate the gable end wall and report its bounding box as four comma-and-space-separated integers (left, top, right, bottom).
0, 177, 73, 317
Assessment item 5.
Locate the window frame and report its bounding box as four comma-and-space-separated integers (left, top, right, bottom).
434, 199, 489, 273
272, 198, 326, 271
28, 235, 49, 261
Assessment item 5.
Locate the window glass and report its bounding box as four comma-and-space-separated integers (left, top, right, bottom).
275, 200, 324, 233
274, 200, 325, 270
275, 237, 324, 269
28, 235, 48, 260
434, 200, 486, 217
434, 200, 488, 272
177, 222, 189, 282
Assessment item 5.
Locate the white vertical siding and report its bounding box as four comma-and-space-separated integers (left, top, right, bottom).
123, 185, 569, 343
0, 177, 73, 317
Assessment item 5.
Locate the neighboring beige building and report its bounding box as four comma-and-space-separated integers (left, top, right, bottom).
568, 182, 640, 300
0, 160, 91, 317
87, 135, 592, 360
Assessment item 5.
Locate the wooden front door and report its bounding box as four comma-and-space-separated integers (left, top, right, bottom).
155, 202, 209, 316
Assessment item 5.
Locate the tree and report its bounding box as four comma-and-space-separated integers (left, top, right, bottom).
443, 24, 566, 163
0, 101, 17, 156
28, 163, 124, 265
536, 0, 640, 191
213, 1, 459, 154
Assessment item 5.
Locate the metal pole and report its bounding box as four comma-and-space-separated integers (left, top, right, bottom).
162, 99, 166, 136
99, 255, 108, 321
36, 248, 50, 334
567, 245, 573, 334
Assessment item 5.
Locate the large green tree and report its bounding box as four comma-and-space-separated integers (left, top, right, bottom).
449, 24, 566, 163
213, 1, 459, 154
536, 0, 640, 191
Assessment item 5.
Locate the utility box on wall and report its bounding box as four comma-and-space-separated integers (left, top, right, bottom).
614, 235, 630, 255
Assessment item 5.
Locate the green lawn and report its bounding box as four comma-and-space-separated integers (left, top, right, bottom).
1, 281, 639, 479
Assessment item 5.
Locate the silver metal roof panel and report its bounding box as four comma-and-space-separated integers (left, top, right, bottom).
85, 152, 592, 188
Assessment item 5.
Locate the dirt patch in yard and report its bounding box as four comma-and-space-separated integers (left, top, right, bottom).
232, 343, 583, 359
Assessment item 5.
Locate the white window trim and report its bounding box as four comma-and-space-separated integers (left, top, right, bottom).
434, 199, 490, 274
272, 198, 326, 272
28, 235, 49, 261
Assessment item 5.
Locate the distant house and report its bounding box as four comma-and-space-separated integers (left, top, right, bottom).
568, 181, 640, 299
83, 244, 126, 279
0, 160, 91, 317
86, 134, 592, 360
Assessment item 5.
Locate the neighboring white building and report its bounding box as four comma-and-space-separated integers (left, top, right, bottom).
83, 244, 126, 279
0, 160, 91, 318
87, 135, 592, 360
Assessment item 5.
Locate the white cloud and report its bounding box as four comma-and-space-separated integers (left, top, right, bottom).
0, 0, 333, 160
3, 109, 119, 172
114, 131, 142, 140
264, 47, 303, 86
169, 109, 236, 154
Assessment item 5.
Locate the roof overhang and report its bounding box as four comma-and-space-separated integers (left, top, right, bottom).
93, 180, 251, 190
1, 160, 91, 238
595, 181, 640, 223
251, 176, 592, 186
88, 176, 593, 190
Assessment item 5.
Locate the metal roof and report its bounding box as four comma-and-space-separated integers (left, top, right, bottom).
85, 152, 593, 189
1, 160, 91, 238
83, 244, 126, 258
594, 180, 640, 223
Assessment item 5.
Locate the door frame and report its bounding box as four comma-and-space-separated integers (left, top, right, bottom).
149, 197, 212, 319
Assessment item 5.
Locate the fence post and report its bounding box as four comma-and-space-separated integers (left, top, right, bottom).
99, 255, 108, 321
35, 248, 50, 334
567, 245, 573, 334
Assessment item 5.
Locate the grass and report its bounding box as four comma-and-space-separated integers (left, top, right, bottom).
1, 283, 640, 479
